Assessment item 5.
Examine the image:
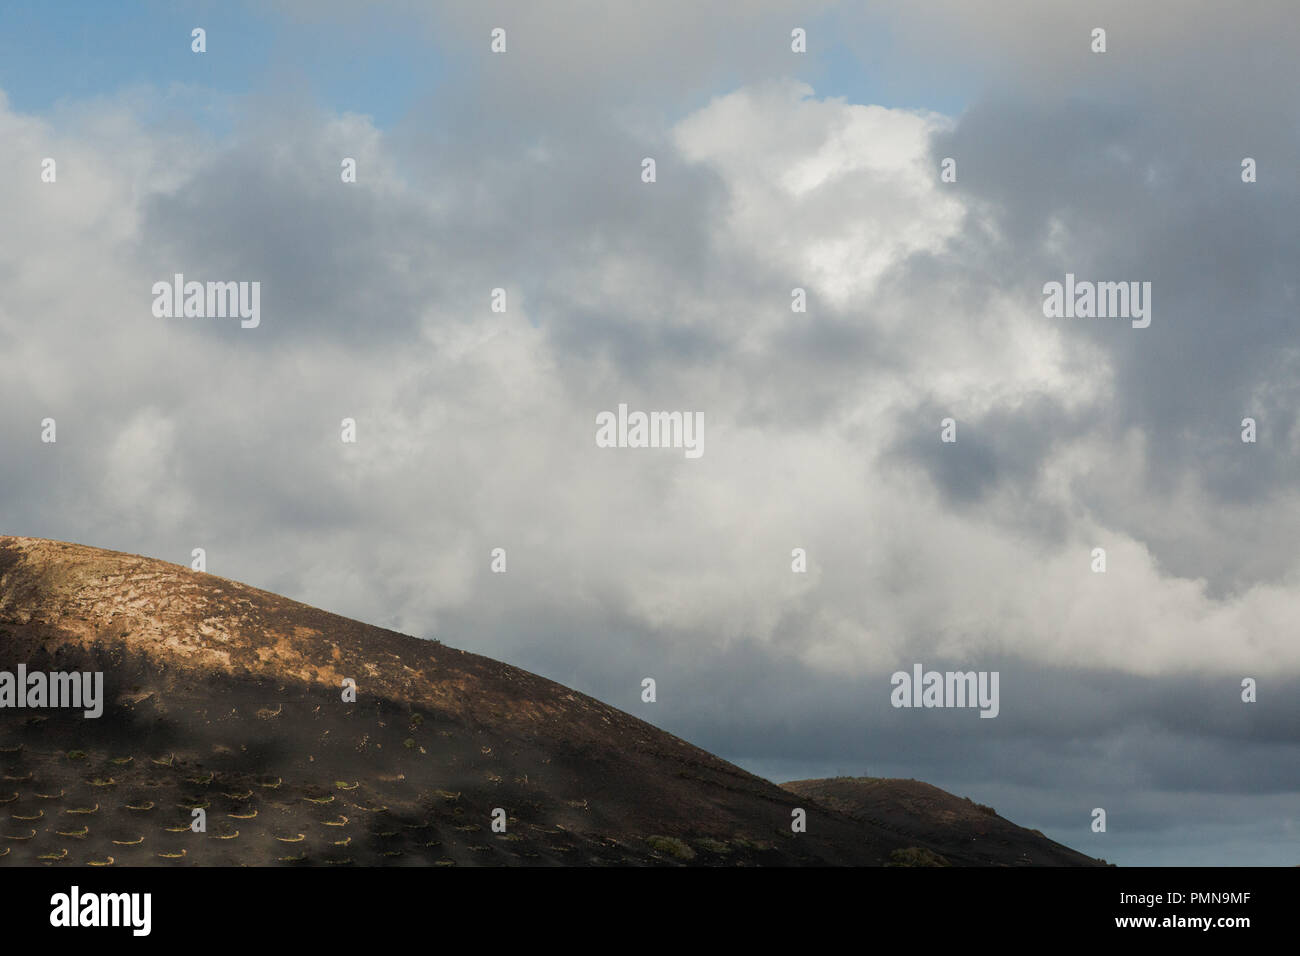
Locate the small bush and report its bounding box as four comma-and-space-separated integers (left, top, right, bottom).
645, 835, 696, 861
887, 847, 950, 867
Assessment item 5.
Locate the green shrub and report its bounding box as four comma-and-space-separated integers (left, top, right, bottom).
645, 835, 696, 861
887, 847, 950, 867
694, 838, 731, 855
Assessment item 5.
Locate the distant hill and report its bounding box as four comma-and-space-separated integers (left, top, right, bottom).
0, 536, 1103, 866
782, 777, 1105, 866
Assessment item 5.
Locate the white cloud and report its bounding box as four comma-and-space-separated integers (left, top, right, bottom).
2, 71, 1298, 700
675, 82, 964, 307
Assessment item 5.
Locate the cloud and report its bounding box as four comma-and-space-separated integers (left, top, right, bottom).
3, 73, 1298, 676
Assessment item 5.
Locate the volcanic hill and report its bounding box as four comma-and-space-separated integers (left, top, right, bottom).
0, 536, 1103, 867
782, 777, 1105, 866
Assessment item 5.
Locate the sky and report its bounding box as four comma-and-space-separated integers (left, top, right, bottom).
1, 0, 1298, 866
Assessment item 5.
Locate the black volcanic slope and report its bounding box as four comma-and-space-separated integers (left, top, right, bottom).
0, 536, 1104, 866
